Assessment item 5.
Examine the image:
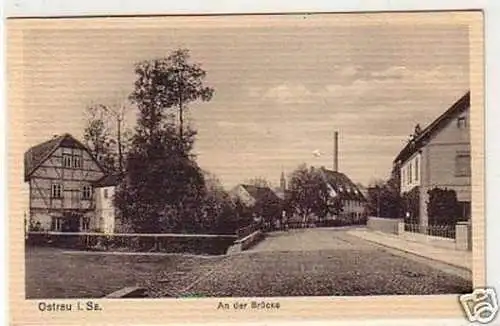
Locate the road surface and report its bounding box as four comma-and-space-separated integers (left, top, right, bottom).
150, 228, 472, 297
26, 228, 472, 298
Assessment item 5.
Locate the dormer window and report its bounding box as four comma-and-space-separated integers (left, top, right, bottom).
457, 116, 467, 129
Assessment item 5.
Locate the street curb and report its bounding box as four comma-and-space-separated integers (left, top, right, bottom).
105, 286, 148, 298
349, 232, 471, 273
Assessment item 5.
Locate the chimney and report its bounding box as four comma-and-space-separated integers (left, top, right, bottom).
333, 131, 339, 172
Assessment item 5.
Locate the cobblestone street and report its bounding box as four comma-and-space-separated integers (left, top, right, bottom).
26, 228, 472, 298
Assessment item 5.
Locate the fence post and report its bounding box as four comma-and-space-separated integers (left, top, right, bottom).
455, 221, 471, 251
397, 220, 405, 235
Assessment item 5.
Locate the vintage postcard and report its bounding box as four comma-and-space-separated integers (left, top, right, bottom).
7, 11, 488, 325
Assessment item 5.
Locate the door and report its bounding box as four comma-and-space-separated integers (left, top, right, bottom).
62, 211, 82, 232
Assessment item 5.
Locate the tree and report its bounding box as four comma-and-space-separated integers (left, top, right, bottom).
287, 164, 343, 224
130, 49, 214, 142
83, 104, 116, 172
114, 49, 214, 233
254, 191, 283, 228
200, 172, 243, 234
99, 101, 131, 174
114, 124, 207, 233
366, 175, 402, 219
83, 103, 132, 174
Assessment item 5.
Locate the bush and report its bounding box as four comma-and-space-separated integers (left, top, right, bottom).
402, 187, 420, 224
25, 232, 237, 255
427, 187, 460, 225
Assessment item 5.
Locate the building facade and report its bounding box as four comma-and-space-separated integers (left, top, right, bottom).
25, 134, 106, 232
393, 91, 471, 227
94, 174, 121, 234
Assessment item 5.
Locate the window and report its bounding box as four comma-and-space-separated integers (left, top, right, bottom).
51, 184, 63, 198
51, 217, 63, 231
458, 201, 471, 221
72, 156, 82, 168
81, 217, 90, 231
415, 157, 419, 181
103, 189, 109, 199
457, 116, 467, 128
63, 153, 82, 168
409, 164, 413, 184
63, 154, 72, 167
455, 151, 471, 177
82, 185, 92, 200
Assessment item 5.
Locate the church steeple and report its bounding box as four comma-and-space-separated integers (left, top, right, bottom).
280, 170, 286, 191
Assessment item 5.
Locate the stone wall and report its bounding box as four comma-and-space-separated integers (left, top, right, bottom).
367, 217, 402, 235
226, 230, 264, 254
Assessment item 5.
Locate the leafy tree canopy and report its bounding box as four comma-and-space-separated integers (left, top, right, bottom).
114, 49, 214, 234
287, 164, 343, 223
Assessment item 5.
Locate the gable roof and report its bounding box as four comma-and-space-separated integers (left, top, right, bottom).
93, 174, 122, 188
24, 133, 104, 181
319, 167, 366, 202
394, 91, 470, 164
240, 184, 283, 204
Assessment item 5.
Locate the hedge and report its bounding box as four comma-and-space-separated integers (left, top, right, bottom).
26, 232, 237, 255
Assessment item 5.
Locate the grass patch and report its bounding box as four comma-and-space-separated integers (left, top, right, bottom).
25, 247, 222, 299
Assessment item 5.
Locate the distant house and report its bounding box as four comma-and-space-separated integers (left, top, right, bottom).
393, 91, 471, 227
24, 133, 106, 232
275, 167, 366, 225
230, 184, 283, 223
93, 174, 121, 234
317, 167, 367, 222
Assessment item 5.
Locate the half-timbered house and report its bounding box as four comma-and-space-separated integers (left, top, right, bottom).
24, 133, 106, 232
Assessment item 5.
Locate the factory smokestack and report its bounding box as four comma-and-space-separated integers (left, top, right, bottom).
333, 131, 339, 172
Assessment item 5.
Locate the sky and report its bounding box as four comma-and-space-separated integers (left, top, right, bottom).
20, 15, 470, 190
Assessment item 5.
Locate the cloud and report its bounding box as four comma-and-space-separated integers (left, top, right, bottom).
336, 64, 364, 78
215, 120, 271, 135
369, 66, 408, 80
322, 64, 468, 103
264, 82, 314, 104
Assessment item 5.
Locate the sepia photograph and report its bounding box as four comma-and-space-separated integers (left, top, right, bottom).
7, 9, 487, 324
